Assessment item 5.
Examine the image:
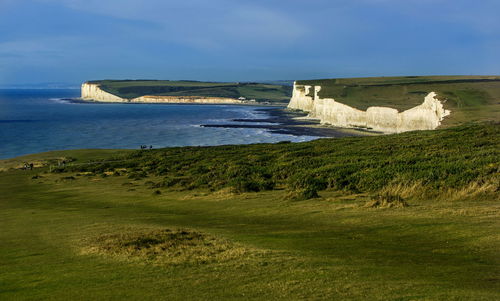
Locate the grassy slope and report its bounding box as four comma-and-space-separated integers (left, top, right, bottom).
1, 124, 499, 300
0, 149, 133, 171
297, 76, 500, 126
55, 123, 500, 198
88, 80, 292, 103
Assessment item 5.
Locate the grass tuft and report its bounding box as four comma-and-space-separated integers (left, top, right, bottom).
442, 180, 499, 201
81, 228, 254, 265
365, 192, 409, 208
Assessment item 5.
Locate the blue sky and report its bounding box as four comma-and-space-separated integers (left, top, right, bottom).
0, 0, 499, 85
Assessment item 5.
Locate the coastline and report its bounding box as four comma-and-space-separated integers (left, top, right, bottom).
66, 97, 373, 137
69, 97, 373, 137
201, 108, 376, 138
1, 90, 376, 160
66, 97, 289, 107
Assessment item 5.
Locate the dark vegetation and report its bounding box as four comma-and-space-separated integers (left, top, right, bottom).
297, 76, 500, 126
54, 122, 500, 200
88, 80, 292, 103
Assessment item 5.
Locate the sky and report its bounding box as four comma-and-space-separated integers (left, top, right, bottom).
0, 0, 499, 86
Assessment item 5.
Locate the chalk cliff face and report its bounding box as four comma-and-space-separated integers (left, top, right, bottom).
288, 84, 315, 111
288, 82, 450, 133
132, 95, 244, 104
81, 82, 243, 104
81, 83, 127, 102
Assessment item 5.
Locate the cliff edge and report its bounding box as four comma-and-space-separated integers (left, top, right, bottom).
288, 82, 450, 133
81, 82, 127, 102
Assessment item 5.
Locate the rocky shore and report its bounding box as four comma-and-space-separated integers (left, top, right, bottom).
201, 108, 372, 138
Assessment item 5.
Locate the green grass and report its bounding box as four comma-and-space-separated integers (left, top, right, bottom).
0, 149, 133, 171
297, 76, 500, 126
88, 80, 292, 103
1, 123, 499, 300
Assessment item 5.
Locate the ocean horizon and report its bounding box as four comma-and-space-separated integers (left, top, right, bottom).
0, 89, 318, 159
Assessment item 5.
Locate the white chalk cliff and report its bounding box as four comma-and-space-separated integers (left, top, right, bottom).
288, 82, 450, 133
81, 82, 244, 104
81, 83, 126, 102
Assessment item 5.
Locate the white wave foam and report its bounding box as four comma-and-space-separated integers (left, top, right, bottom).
49, 98, 73, 104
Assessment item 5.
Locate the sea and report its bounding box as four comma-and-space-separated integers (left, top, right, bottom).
0, 89, 318, 159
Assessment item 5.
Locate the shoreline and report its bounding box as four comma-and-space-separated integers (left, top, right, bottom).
67, 98, 375, 138
202, 108, 377, 138
67, 98, 289, 107
1, 98, 375, 161
67, 97, 373, 137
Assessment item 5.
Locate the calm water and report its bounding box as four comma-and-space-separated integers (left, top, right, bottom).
0, 89, 317, 159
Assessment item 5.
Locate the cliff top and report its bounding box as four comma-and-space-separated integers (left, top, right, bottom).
85, 80, 292, 104
296, 75, 500, 126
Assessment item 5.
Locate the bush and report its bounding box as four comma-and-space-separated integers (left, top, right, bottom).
127, 171, 147, 180
161, 177, 182, 188
287, 173, 327, 200
228, 173, 275, 193
285, 188, 320, 201
229, 177, 260, 193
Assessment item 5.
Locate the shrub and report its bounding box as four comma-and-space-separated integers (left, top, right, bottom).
287, 173, 327, 200
127, 171, 147, 180
285, 188, 321, 201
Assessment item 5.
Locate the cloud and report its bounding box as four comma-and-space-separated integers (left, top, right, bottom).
358, 0, 500, 34
34, 0, 309, 51
38, 0, 155, 19
222, 6, 307, 43
0, 36, 85, 65
1, 0, 498, 84
0, 0, 16, 6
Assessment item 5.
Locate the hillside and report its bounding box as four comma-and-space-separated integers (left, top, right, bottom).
50, 122, 500, 199
86, 80, 292, 104
1, 122, 499, 299
296, 75, 500, 127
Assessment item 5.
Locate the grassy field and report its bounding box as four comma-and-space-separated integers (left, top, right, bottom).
297, 76, 500, 127
1, 123, 499, 300
88, 80, 292, 104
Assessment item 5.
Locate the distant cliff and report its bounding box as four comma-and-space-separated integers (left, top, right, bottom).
288, 82, 450, 133
132, 95, 245, 104
81, 82, 244, 104
81, 83, 127, 102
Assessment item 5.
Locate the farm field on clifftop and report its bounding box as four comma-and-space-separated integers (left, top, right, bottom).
297, 75, 500, 126
88, 80, 292, 104
1, 123, 499, 300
